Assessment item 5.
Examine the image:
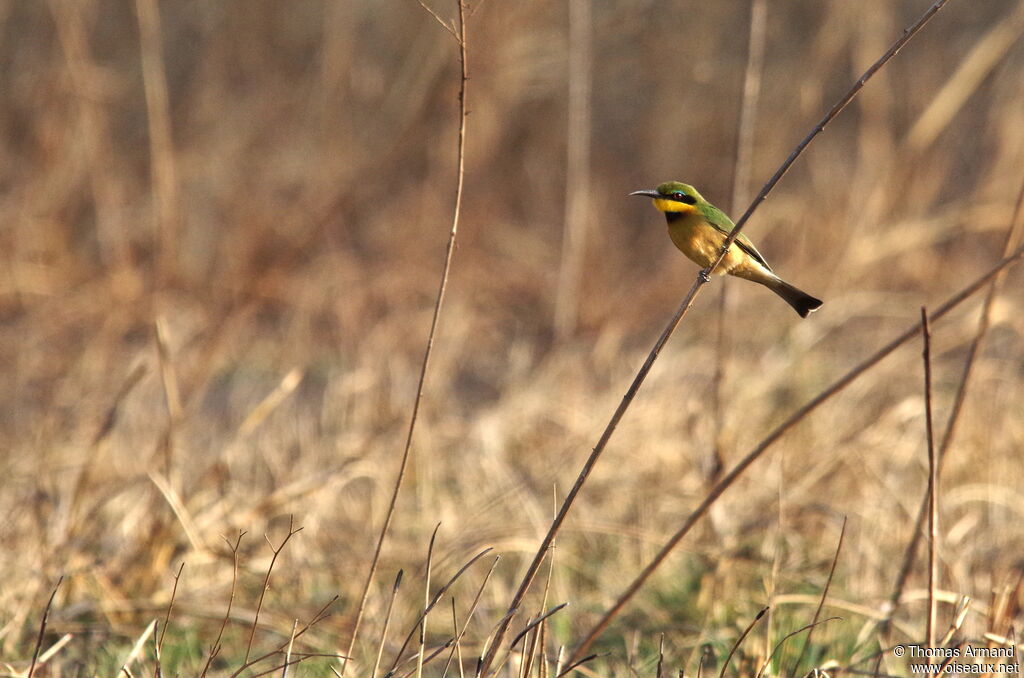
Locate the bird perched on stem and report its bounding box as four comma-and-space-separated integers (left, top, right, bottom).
631, 181, 823, 318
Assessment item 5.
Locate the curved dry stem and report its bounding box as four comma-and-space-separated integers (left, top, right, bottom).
719, 606, 768, 678
789, 517, 846, 677
342, 2, 470, 672
27, 577, 63, 678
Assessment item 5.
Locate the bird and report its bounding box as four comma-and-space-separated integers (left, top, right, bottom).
631, 181, 823, 318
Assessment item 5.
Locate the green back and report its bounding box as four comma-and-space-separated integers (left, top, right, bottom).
697, 199, 772, 272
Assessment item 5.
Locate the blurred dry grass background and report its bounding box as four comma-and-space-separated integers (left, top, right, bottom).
2, 0, 1024, 674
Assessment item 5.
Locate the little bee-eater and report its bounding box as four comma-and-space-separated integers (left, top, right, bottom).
631, 181, 823, 318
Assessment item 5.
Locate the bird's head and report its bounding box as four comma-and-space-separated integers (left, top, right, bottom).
630, 181, 705, 214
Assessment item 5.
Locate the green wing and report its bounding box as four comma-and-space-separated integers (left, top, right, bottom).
699, 203, 773, 272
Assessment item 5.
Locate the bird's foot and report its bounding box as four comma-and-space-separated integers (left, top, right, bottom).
699, 269, 712, 283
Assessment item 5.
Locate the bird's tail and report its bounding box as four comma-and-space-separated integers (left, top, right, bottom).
764, 276, 823, 318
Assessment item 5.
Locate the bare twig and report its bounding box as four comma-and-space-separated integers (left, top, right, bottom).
231, 596, 340, 678
158, 562, 185, 655
282, 620, 299, 678
152, 625, 163, 678
389, 548, 494, 674
569, 240, 1024, 662
656, 634, 665, 678
720, 607, 768, 678
417, 1, 458, 39
921, 307, 939, 655
343, 3, 469, 672
201, 532, 246, 677
373, 571, 405, 678
244, 517, 303, 665
789, 517, 846, 677
757, 617, 842, 678
391, 639, 457, 678
418, 525, 442, 678
440, 556, 500, 678
478, 3, 953, 672
27, 577, 63, 678
509, 604, 569, 651
553, 653, 602, 678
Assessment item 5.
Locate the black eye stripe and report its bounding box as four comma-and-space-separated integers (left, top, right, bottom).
670, 192, 696, 205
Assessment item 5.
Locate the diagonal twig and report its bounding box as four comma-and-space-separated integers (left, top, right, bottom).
921, 307, 939, 655
789, 517, 847, 677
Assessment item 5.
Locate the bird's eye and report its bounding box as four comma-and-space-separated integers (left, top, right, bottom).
672, 192, 696, 205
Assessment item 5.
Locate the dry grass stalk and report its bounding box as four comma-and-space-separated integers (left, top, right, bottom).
921, 307, 939, 656
756, 617, 841, 678
343, 2, 470, 671
387, 547, 493, 675
440, 556, 500, 678
373, 571, 405, 678
26, 577, 62, 678
720, 606, 768, 678
790, 516, 847, 677
417, 525, 441, 678
282, 619, 299, 678
119, 620, 155, 677
154, 560, 185, 676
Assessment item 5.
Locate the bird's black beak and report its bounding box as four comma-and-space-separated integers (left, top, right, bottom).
629, 190, 661, 199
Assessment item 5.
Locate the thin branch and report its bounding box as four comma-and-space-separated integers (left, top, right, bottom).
342, 3, 469, 671
656, 634, 665, 678
27, 577, 63, 678
417, 1, 458, 39
417, 525, 442, 678
158, 562, 185, 656
720, 607, 768, 678
244, 517, 303, 665
389, 548, 494, 674
441, 556, 500, 678
569, 240, 1024, 662
509, 604, 569, 651
201, 531, 246, 678
757, 617, 842, 678
922, 307, 938, 655
373, 571, 405, 678
789, 517, 846, 677
477, 2, 953, 672
281, 620, 299, 678
231, 596, 340, 678
553, 653, 602, 678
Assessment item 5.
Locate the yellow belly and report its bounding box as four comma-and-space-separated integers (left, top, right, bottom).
667, 217, 747, 274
